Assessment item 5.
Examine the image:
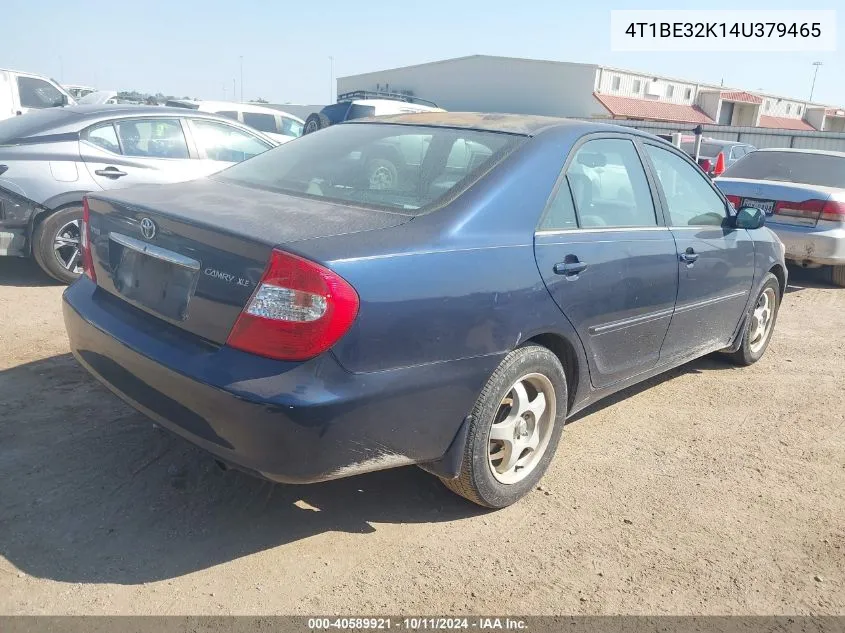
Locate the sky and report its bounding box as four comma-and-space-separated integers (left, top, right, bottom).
3, 0, 844, 107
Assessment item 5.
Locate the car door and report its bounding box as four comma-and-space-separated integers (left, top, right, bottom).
534, 135, 679, 388
80, 118, 210, 190
641, 141, 755, 361
186, 118, 274, 172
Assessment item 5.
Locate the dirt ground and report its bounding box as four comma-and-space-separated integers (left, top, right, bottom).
0, 257, 843, 615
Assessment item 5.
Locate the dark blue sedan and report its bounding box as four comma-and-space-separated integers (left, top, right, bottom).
62, 113, 786, 507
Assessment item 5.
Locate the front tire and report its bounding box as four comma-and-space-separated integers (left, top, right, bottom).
440, 344, 568, 508
728, 272, 781, 366
32, 205, 84, 284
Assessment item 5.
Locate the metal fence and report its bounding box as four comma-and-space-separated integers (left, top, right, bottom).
610, 120, 845, 151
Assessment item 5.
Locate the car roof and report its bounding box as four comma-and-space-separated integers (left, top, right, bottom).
753, 147, 845, 158
348, 111, 659, 137
680, 137, 747, 146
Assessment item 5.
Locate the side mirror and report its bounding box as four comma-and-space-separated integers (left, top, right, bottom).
734, 206, 766, 230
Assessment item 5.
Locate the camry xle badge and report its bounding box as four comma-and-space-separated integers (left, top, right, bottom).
140, 217, 156, 240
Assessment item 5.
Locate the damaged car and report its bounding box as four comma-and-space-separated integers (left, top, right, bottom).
64, 113, 786, 507
0, 105, 276, 282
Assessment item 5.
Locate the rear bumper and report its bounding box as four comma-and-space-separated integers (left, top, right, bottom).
62, 278, 498, 483
770, 222, 845, 266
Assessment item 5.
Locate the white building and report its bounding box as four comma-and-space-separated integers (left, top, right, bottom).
338, 55, 845, 132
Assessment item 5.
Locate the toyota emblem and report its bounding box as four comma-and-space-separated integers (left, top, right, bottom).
140, 217, 156, 240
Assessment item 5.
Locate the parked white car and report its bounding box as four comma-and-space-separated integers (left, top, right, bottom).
0, 69, 76, 120
165, 100, 304, 144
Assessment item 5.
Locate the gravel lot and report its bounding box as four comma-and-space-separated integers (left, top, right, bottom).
1, 258, 843, 615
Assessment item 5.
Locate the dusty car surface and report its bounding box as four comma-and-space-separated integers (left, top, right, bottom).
0, 105, 276, 283
63, 113, 786, 508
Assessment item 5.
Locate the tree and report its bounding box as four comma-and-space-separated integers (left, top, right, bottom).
251, 97, 269, 104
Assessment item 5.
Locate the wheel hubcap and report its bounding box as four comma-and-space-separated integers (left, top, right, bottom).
488, 373, 556, 485
53, 219, 83, 274
749, 287, 776, 353
369, 166, 394, 190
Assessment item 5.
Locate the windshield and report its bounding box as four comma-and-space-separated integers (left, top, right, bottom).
722, 151, 845, 188
680, 141, 727, 158
215, 123, 524, 213
0, 108, 78, 144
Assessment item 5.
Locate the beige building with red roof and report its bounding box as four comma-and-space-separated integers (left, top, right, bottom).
338, 55, 841, 133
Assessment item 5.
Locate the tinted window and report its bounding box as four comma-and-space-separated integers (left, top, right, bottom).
721, 150, 845, 188
115, 119, 189, 159
243, 112, 277, 133
17, 77, 64, 109
680, 141, 726, 158
215, 110, 239, 120
567, 138, 657, 228
320, 103, 351, 124
540, 181, 578, 231
191, 119, 271, 162
645, 144, 727, 227
281, 117, 303, 137
347, 104, 377, 120
216, 123, 523, 213
83, 123, 121, 154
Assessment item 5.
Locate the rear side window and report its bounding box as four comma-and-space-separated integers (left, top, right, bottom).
243, 112, 277, 134
320, 103, 352, 124
17, 77, 65, 109
539, 181, 578, 231
83, 123, 121, 154
215, 110, 239, 121
115, 119, 189, 159
722, 151, 845, 188
215, 123, 524, 213
281, 117, 303, 137
566, 138, 657, 228
191, 119, 271, 162
347, 104, 377, 120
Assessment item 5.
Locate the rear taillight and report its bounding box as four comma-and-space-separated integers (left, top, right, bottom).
226, 249, 359, 361
80, 197, 96, 282
713, 152, 726, 177
698, 158, 712, 173
772, 198, 845, 222
725, 194, 741, 208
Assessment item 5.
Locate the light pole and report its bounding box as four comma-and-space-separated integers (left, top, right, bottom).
239, 56, 244, 102
810, 61, 823, 101
329, 56, 334, 104
233, 78, 236, 102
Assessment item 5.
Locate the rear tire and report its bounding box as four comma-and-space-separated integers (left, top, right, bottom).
32, 205, 84, 284
303, 113, 331, 134
830, 265, 845, 288
727, 273, 780, 366
440, 344, 568, 508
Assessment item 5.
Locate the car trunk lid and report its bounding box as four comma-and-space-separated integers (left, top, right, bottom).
716, 177, 845, 227
85, 178, 411, 344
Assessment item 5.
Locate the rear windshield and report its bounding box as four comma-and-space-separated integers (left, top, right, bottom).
722, 151, 845, 188
0, 108, 77, 144
680, 141, 726, 158
215, 123, 524, 214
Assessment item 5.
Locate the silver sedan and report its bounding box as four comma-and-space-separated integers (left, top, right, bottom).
0, 105, 276, 282
715, 148, 845, 286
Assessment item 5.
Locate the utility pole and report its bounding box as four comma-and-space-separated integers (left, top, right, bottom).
329, 56, 334, 103
810, 61, 823, 101
239, 56, 244, 102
